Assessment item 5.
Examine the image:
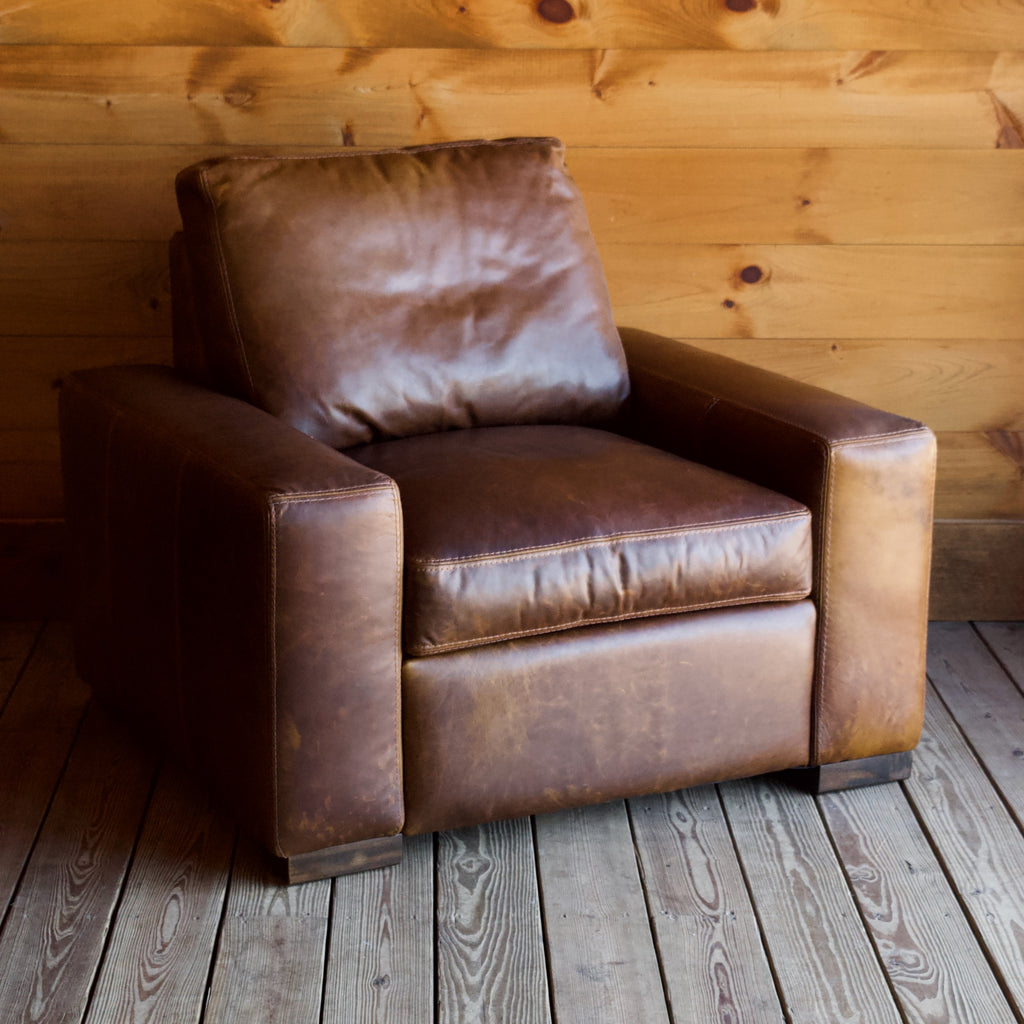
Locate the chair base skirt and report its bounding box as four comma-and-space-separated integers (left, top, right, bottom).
281, 834, 403, 884
783, 750, 913, 795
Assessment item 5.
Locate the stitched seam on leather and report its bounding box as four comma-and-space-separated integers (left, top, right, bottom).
171, 452, 191, 768
272, 484, 405, 842
409, 512, 811, 570
814, 439, 834, 765
198, 166, 257, 401
268, 484, 397, 508
388, 484, 405, 835
268, 502, 281, 856
410, 592, 812, 655
632, 365, 926, 447
77, 380, 391, 503
814, 428, 932, 763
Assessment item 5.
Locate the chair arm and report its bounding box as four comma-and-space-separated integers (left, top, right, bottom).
618, 327, 937, 766
59, 365, 403, 858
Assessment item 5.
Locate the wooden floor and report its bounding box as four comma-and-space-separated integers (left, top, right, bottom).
0, 622, 1022, 1024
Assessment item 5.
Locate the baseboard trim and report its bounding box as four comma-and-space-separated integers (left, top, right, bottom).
1, 517, 1021, 621
0, 520, 70, 619
929, 519, 1024, 621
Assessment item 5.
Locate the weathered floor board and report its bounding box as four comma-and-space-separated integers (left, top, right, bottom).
628, 786, 786, 1024
719, 778, 900, 1024
436, 819, 550, 1024
0, 619, 1021, 1024
820, 784, 1017, 1024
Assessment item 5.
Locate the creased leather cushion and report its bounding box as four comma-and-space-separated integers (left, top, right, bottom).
349, 425, 813, 655
175, 138, 628, 448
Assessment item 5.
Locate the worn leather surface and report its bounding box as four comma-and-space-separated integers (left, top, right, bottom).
402, 601, 817, 835
351, 424, 812, 655
59, 365, 405, 857
175, 138, 628, 448
618, 327, 937, 765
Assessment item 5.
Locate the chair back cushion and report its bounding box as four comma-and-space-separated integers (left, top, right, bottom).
175, 138, 629, 448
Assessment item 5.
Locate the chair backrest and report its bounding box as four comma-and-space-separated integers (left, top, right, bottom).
174, 138, 629, 449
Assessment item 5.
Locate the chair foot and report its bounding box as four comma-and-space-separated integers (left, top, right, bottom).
782, 750, 913, 795
281, 834, 403, 884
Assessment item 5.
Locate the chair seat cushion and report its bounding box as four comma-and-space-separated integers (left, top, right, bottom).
348, 425, 813, 656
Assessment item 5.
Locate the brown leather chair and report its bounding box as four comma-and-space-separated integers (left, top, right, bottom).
59, 138, 936, 883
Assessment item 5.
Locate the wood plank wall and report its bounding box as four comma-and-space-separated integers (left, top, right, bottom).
1, 0, 1022, 617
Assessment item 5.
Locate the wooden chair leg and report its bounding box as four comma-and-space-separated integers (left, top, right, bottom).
281, 834, 403, 884
782, 750, 913, 795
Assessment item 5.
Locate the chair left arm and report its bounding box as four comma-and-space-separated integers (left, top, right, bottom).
59, 365, 404, 859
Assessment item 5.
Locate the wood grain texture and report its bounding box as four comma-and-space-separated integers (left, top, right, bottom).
0, 242, 170, 337
82, 764, 235, 1024
204, 838, 331, 1024
322, 832, 433, 1024
629, 786, 785, 1024
0, 431, 62, 518
0, 338, 171, 431
926, 622, 1024, 826
0, 704, 155, 1024
930, 521, 1024, 621
687, 339, 1024, 434
0, 621, 40, 707
6, 241, 1021, 342
934, 432, 1024, 518
0, 622, 89, 914
3, 0, 1024, 49
6, 145, 1024, 246
604, 243, 1024, 342
2, 47, 1021, 149
576, 148, 1024, 247
436, 818, 550, 1024
975, 621, 1024, 689
535, 801, 669, 1024
904, 684, 1024, 1013
820, 783, 1017, 1024
719, 777, 901, 1024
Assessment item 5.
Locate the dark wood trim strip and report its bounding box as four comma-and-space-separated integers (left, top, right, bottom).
281, 835, 403, 885
929, 519, 1024, 621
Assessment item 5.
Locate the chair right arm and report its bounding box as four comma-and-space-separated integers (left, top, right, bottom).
617, 327, 937, 768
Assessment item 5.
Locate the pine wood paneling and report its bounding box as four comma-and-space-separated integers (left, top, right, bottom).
690, 339, 1024, 433
6, 145, 1024, 245
2, 47, 1021, 149
5, 240, 1021, 342
0, 338, 171, 430
0, 241, 170, 337
935, 431, 1024, 518
1, 6, 1021, 616
3, 0, 1024, 50
0, 431, 62, 518
604, 244, 1024, 341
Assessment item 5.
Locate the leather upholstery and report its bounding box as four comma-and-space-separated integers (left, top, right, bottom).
402, 601, 817, 835
175, 138, 628, 449
59, 365, 405, 858
350, 424, 812, 654
58, 140, 937, 878
618, 327, 937, 765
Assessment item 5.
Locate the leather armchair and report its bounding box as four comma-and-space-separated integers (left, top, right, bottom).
59, 139, 936, 883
